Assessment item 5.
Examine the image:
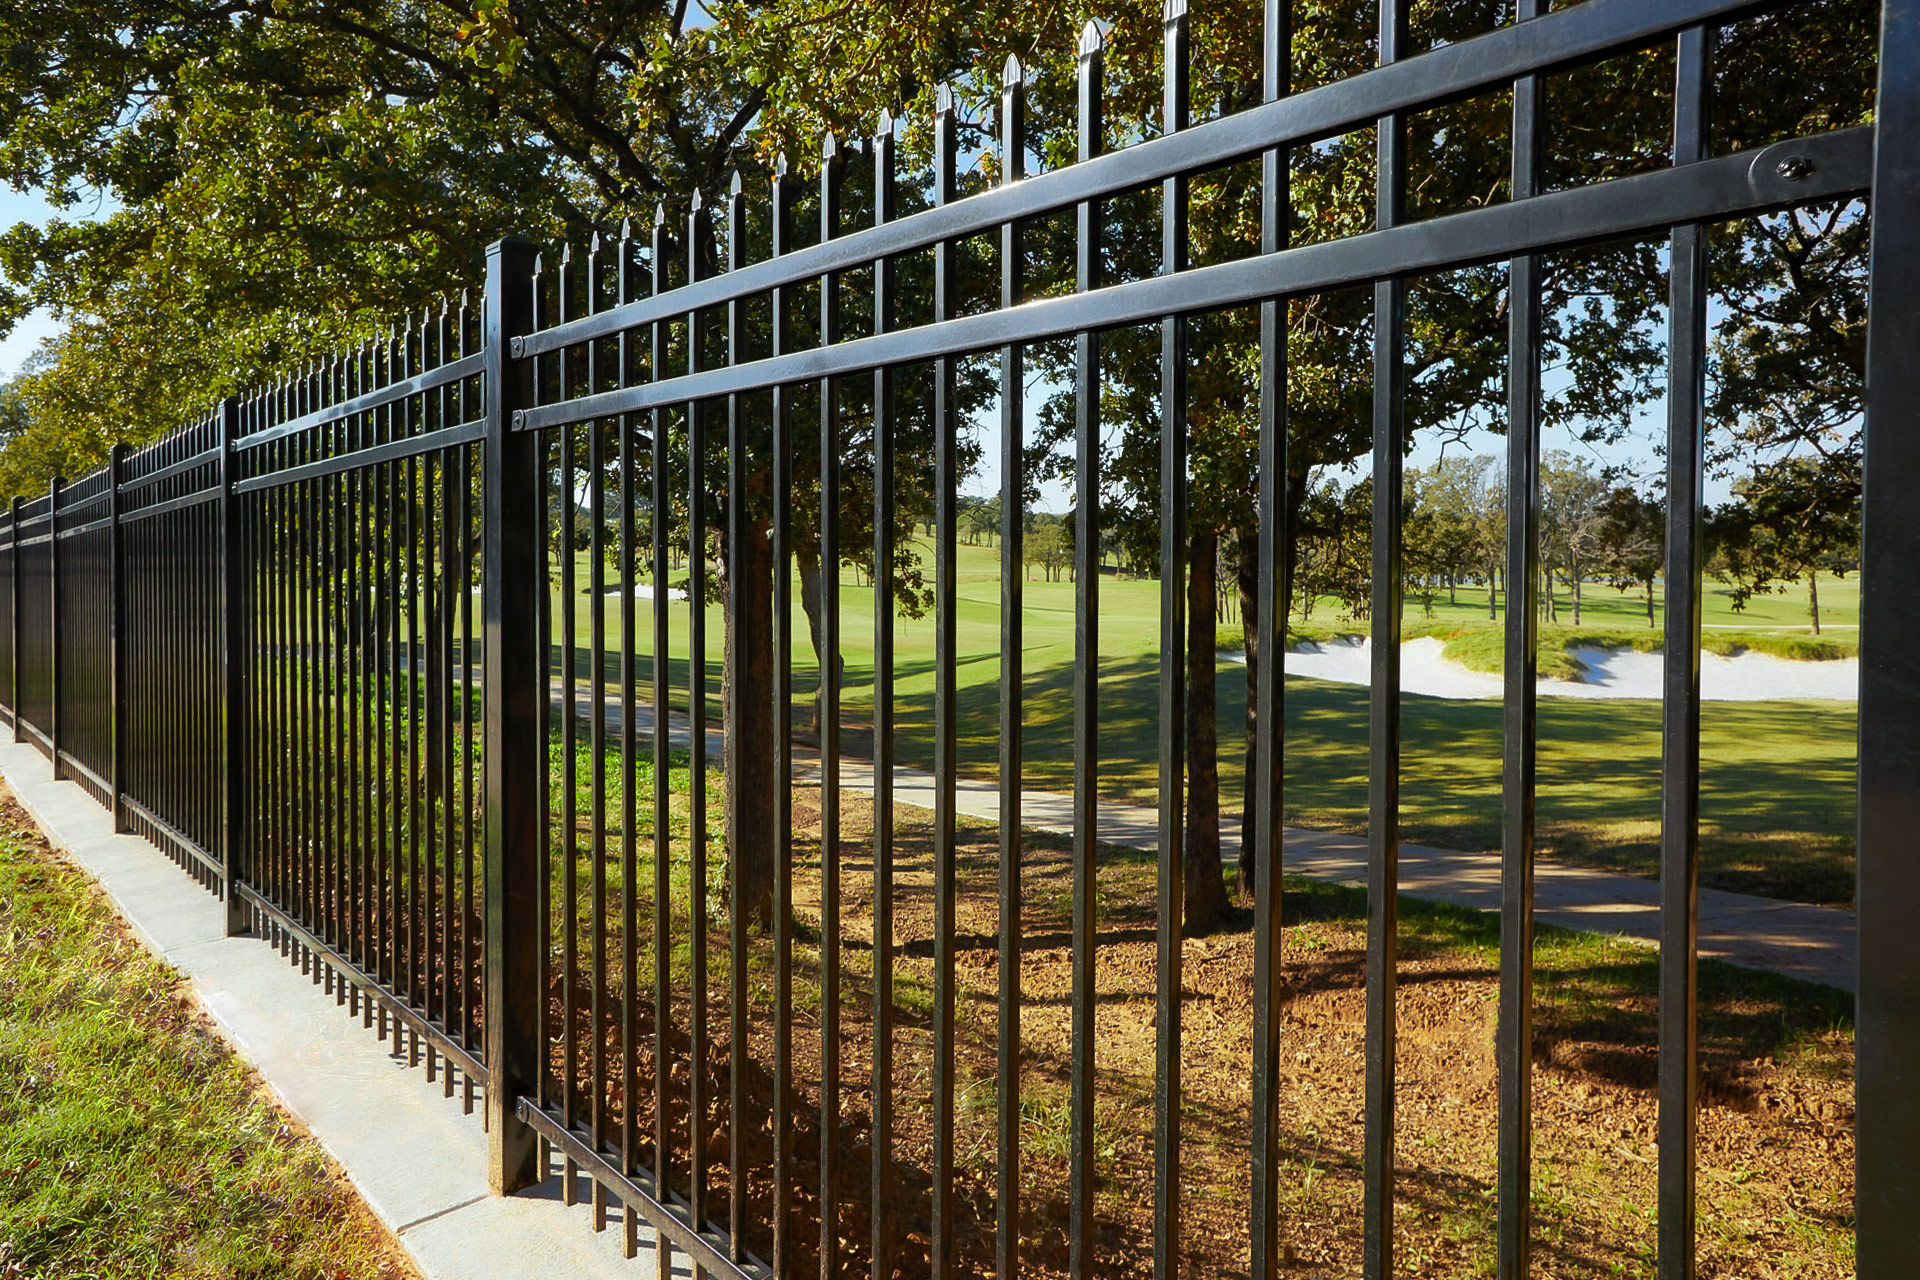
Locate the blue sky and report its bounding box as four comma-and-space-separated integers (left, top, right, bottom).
0, 185, 87, 380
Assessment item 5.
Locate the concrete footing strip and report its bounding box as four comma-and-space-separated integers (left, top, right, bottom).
0, 742, 647, 1280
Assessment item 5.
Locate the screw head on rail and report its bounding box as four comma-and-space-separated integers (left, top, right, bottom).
511, 410, 527, 430
1775, 155, 1815, 182
510, 336, 526, 358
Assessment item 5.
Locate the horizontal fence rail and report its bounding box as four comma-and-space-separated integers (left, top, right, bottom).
0, 0, 1913, 1275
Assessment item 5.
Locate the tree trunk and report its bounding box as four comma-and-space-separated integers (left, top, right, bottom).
1808, 568, 1820, 635
1186, 530, 1230, 933
1646, 577, 1656, 628
795, 541, 833, 733
724, 513, 776, 931
1570, 564, 1583, 625
1236, 526, 1261, 899
1488, 562, 1499, 620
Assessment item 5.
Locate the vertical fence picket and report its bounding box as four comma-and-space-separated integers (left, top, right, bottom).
1154, 6, 1190, 1276
1070, 27, 1104, 1280
1364, 0, 1410, 1266
817, 132, 845, 1280
1249, 0, 1291, 1269
1498, 3, 1545, 1271
869, 112, 900, 1280
994, 65, 1024, 1280
648, 201, 676, 1280
1658, 26, 1713, 1280
685, 193, 712, 1273
929, 84, 961, 1280
769, 157, 797, 1280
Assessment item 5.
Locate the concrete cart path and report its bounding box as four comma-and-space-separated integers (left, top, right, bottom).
0, 742, 653, 1280
571, 688, 1855, 992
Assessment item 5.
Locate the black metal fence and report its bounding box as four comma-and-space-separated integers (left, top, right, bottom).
1, 0, 1916, 1275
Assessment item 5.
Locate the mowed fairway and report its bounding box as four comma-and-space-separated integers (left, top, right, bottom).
545, 537, 1857, 906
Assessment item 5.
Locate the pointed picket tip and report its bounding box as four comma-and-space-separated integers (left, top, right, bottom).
935, 82, 955, 115
1078, 19, 1104, 58
822, 131, 840, 161
1003, 53, 1024, 88
590, 229, 603, 253
730, 169, 745, 197
1163, 0, 1187, 23
619, 216, 634, 241
532, 251, 545, 274
690, 187, 705, 213
774, 151, 790, 179
559, 241, 574, 266
653, 201, 669, 229
876, 108, 895, 139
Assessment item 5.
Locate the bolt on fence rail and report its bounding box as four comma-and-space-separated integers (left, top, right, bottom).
0, 0, 1915, 1275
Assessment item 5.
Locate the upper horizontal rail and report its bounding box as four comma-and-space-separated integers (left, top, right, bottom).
234, 351, 485, 453
518, 0, 1787, 361
122, 446, 220, 495
520, 126, 1868, 433
232, 417, 486, 494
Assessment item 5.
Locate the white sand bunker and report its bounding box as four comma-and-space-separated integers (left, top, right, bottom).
1231, 636, 1858, 701
600, 583, 688, 600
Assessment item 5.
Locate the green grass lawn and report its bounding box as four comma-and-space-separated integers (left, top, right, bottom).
534, 538, 1857, 906
0, 801, 415, 1280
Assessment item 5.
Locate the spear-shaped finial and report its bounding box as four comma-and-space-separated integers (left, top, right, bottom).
1079, 18, 1104, 58
1003, 52, 1023, 88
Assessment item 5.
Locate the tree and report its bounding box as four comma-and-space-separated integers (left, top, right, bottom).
1540, 451, 1610, 626
1713, 456, 1860, 634
1024, 512, 1069, 582
1598, 485, 1665, 628
1405, 455, 1495, 614
961, 495, 1000, 546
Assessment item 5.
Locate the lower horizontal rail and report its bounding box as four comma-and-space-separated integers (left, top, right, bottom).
16, 719, 51, 757
119, 794, 225, 882
55, 750, 112, 806
232, 880, 491, 1089
516, 1100, 769, 1280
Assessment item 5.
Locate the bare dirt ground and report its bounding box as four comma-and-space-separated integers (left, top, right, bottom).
546, 781, 1854, 1279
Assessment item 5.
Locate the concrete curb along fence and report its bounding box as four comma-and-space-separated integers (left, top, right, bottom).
0, 741, 642, 1280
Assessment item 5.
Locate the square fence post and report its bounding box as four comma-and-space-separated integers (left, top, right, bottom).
482, 236, 543, 1195
109, 443, 128, 831
48, 474, 62, 779
9, 496, 18, 742
220, 398, 251, 936
1856, 0, 1920, 1270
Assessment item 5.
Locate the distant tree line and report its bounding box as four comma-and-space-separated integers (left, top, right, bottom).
1286, 449, 1859, 635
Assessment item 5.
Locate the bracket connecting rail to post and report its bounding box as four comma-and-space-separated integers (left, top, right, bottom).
482, 236, 543, 1196
220, 398, 251, 936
